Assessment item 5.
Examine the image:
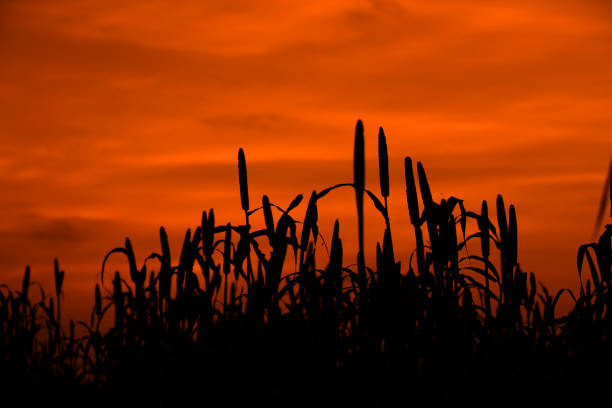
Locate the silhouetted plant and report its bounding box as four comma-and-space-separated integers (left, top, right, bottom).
1, 121, 611, 404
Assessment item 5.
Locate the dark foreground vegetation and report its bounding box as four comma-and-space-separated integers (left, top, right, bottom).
1, 121, 611, 405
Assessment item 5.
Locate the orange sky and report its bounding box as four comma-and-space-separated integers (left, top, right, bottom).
1, 0, 611, 319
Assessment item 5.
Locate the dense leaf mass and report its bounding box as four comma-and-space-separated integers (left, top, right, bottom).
1, 122, 611, 405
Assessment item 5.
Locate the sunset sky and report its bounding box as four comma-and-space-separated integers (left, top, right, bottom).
1, 0, 611, 318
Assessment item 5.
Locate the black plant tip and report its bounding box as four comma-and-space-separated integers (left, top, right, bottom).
404, 157, 420, 225
329, 219, 343, 273
160, 226, 170, 254
286, 194, 303, 213
479, 200, 490, 258
354, 120, 365, 192
332, 219, 340, 243
54, 258, 64, 297
124, 237, 139, 285
416, 162, 433, 209
378, 126, 389, 198
300, 191, 318, 252
382, 226, 395, 266
262, 195, 274, 237
354, 120, 365, 269
238, 148, 249, 212
496, 194, 508, 241
509, 204, 518, 266
22, 265, 30, 300
223, 222, 232, 276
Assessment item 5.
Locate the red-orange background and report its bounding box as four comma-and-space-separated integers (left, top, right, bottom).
1, 0, 611, 320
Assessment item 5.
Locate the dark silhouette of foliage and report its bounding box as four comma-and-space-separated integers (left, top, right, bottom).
1, 121, 611, 405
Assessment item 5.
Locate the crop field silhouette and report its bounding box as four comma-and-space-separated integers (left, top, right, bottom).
1, 120, 611, 406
